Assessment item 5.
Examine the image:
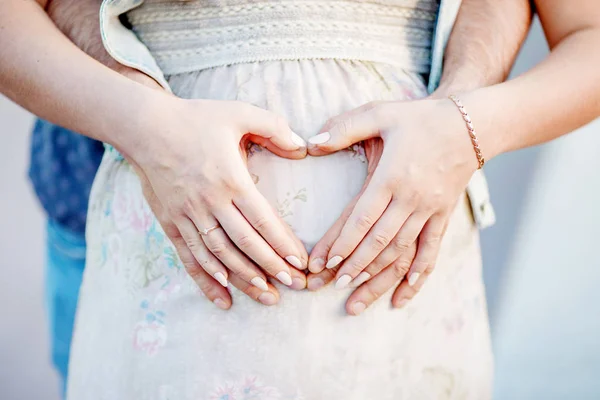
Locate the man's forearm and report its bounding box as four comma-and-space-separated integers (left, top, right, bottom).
46, 0, 160, 87
434, 0, 533, 96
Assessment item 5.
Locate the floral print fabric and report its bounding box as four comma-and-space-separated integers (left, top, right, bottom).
67, 59, 493, 400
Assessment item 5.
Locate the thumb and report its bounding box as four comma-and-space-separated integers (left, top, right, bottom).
239, 103, 307, 158
308, 107, 382, 156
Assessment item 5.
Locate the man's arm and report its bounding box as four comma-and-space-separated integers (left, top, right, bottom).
46, 0, 160, 88
468, 0, 600, 157
433, 0, 533, 97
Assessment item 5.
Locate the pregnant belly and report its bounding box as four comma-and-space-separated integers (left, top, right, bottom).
248, 144, 368, 251
167, 59, 427, 250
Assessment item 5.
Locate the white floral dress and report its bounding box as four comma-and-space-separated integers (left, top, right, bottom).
67, 1, 493, 399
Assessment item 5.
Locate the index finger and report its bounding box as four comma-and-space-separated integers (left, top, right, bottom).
233, 181, 308, 270
325, 179, 392, 270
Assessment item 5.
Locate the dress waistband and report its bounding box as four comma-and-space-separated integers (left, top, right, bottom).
127, 0, 439, 75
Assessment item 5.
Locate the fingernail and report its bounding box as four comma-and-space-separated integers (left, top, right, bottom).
408, 272, 420, 286
291, 277, 306, 290
326, 255, 343, 269
251, 277, 269, 291
307, 277, 325, 291
350, 271, 371, 288
395, 299, 409, 308
308, 132, 331, 145
291, 131, 307, 148
308, 258, 325, 273
213, 298, 229, 310
351, 301, 367, 316
258, 292, 277, 306
335, 274, 352, 290
285, 255, 303, 270
213, 272, 228, 287
276, 271, 293, 286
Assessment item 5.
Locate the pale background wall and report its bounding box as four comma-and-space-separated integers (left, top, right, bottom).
1, 18, 599, 400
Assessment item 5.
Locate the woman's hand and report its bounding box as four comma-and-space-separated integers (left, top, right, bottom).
306, 138, 420, 315
45, 0, 304, 308
307, 99, 479, 294
120, 94, 310, 306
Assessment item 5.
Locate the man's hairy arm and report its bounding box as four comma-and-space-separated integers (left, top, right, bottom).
46, 0, 160, 88
434, 0, 533, 97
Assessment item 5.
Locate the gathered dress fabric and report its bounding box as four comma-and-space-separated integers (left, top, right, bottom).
67, 1, 493, 399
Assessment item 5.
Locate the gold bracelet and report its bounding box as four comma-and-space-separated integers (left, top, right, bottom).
448, 94, 485, 169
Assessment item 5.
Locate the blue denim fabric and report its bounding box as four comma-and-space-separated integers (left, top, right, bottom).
45, 221, 87, 398
29, 119, 104, 233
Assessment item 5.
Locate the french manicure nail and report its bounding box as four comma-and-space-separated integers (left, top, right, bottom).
335, 274, 352, 290
326, 255, 343, 269
213, 272, 228, 287
309, 258, 325, 273
351, 301, 367, 316
308, 132, 331, 145
350, 271, 371, 288
213, 298, 228, 310
395, 299, 409, 308
276, 271, 293, 286
307, 277, 325, 291
291, 131, 307, 148
408, 272, 420, 286
258, 292, 277, 306
285, 255, 303, 270
251, 277, 269, 291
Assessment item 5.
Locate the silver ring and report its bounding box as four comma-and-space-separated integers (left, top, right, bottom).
198, 223, 221, 236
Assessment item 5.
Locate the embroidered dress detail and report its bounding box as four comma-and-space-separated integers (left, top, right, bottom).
127, 0, 438, 74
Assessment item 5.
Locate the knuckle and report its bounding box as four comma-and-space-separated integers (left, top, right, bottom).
372, 232, 392, 249
345, 259, 366, 275
392, 260, 411, 278
423, 233, 443, 246
392, 236, 412, 252
166, 202, 185, 219
412, 260, 430, 273
268, 239, 286, 253
354, 214, 375, 231
184, 235, 203, 252
199, 190, 220, 208
227, 176, 252, 196
406, 190, 422, 208
235, 234, 253, 250
181, 196, 197, 216
205, 240, 228, 257
251, 215, 271, 231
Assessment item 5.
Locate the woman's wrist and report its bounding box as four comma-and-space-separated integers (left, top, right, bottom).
457, 86, 513, 162
102, 81, 175, 161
